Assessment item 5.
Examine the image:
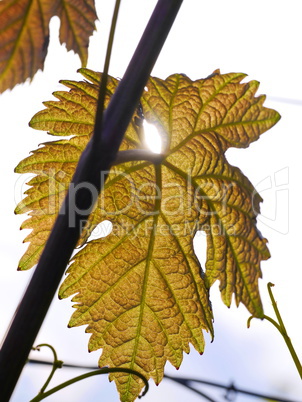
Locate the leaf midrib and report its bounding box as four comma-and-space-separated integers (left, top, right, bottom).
127, 164, 162, 393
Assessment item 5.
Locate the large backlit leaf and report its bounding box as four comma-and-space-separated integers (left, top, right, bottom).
0, 0, 97, 93
15, 69, 280, 401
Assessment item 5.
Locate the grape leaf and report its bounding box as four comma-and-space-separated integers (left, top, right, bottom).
55, 0, 97, 66
0, 0, 97, 93
15, 68, 280, 401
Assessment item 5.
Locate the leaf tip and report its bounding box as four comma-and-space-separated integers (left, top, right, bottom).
76, 67, 88, 76
275, 111, 282, 123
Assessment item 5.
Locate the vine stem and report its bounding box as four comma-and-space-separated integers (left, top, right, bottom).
30, 367, 149, 402
30, 345, 148, 401
266, 283, 302, 379
248, 283, 302, 379
0, 1, 183, 401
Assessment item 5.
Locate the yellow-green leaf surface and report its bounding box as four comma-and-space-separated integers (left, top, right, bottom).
15, 69, 280, 401
0, 0, 97, 93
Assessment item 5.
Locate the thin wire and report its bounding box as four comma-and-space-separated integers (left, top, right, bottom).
164, 374, 300, 402
267, 96, 302, 106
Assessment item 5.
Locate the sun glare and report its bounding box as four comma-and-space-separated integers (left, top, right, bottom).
143, 120, 162, 154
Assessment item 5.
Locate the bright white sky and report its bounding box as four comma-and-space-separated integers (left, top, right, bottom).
1, 1, 302, 401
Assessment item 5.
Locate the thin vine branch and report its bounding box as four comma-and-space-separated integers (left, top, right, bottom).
93, 0, 121, 141
30, 367, 149, 402
248, 283, 302, 380
0, 1, 183, 400
29, 344, 148, 401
